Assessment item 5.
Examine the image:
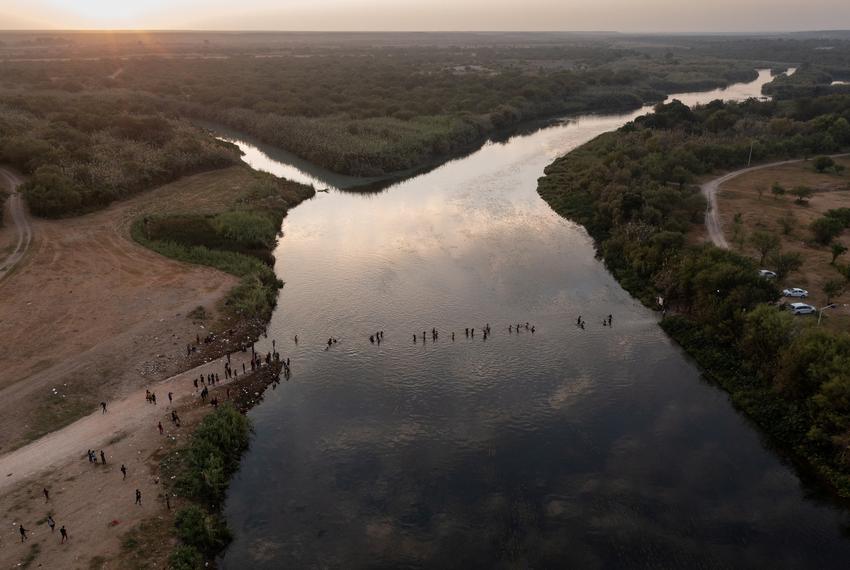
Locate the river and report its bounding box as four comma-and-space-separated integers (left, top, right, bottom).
218, 69, 850, 568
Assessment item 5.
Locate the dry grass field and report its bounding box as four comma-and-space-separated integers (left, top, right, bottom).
715, 157, 850, 329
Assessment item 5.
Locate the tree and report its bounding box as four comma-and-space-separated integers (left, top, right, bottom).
750, 230, 780, 264
169, 545, 204, 570
811, 216, 844, 246
22, 165, 84, 217
814, 155, 836, 173
791, 185, 814, 205
740, 304, 796, 379
174, 505, 231, 555
831, 242, 848, 265
776, 329, 850, 397
771, 182, 786, 199
824, 279, 846, 304
769, 251, 803, 281
731, 212, 746, 249
778, 211, 796, 236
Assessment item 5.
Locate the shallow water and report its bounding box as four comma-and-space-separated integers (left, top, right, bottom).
219, 69, 850, 568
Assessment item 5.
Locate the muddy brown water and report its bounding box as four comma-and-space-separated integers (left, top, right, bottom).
218, 69, 850, 568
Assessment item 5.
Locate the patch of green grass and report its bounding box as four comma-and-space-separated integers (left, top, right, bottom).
132, 218, 273, 279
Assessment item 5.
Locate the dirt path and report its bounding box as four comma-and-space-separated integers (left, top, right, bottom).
0, 167, 31, 281
0, 349, 257, 494
701, 154, 850, 249
0, 351, 279, 569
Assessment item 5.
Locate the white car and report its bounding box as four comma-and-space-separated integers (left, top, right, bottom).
789, 302, 816, 315
783, 287, 808, 298
758, 269, 777, 279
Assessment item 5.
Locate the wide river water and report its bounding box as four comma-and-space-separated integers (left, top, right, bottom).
219, 69, 850, 568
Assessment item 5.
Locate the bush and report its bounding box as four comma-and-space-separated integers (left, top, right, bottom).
174, 506, 232, 555
169, 545, 204, 570
791, 185, 813, 205
776, 329, 850, 398
211, 211, 277, 249
811, 216, 845, 245
177, 404, 251, 506
814, 155, 836, 172
740, 304, 795, 379
22, 165, 83, 217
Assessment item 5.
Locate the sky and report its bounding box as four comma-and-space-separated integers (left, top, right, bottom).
2, 0, 850, 32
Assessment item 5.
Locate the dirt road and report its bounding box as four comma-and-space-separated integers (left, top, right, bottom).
701, 155, 850, 249
0, 167, 31, 280
0, 350, 277, 569
0, 349, 256, 494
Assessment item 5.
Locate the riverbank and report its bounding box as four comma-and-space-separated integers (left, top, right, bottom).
0, 349, 283, 570
0, 163, 313, 568
190, 72, 757, 181
536, 93, 850, 499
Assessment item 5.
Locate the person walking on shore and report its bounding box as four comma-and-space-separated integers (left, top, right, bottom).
47, 515, 55, 533
121, 464, 127, 480
43, 487, 49, 502
158, 421, 164, 435
101, 401, 107, 414
135, 489, 142, 505
60, 525, 68, 544
19, 525, 28, 542
100, 450, 106, 465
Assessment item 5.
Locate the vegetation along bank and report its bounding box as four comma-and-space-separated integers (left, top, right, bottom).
538, 92, 850, 496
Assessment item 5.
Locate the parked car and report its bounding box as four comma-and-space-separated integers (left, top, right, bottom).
789, 302, 816, 315
758, 269, 777, 279
783, 287, 809, 298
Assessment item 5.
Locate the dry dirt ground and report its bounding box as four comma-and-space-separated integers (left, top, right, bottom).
0, 167, 262, 452
714, 156, 850, 329
0, 166, 283, 568
0, 352, 269, 570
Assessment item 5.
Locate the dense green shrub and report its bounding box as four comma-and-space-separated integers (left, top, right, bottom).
169, 545, 204, 570
0, 100, 238, 217
812, 216, 845, 245
174, 506, 232, 555
211, 211, 277, 249
22, 165, 83, 217
740, 304, 796, 380
177, 404, 251, 506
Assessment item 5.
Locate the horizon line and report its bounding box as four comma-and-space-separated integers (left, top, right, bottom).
1, 29, 849, 35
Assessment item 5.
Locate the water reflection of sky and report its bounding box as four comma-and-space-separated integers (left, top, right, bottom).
220, 69, 850, 569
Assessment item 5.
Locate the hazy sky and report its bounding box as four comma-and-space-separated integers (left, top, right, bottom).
2, 0, 850, 32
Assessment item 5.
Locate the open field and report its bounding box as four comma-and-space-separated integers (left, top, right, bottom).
0, 166, 271, 453
714, 157, 850, 329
